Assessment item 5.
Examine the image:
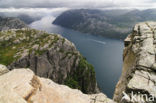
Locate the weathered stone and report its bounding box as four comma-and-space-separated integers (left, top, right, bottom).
0, 87, 27, 103
124, 34, 131, 47
114, 22, 156, 103
128, 70, 156, 97
0, 67, 114, 103
0, 64, 9, 76
32, 44, 39, 50
90, 93, 115, 103
137, 51, 155, 67
151, 63, 156, 70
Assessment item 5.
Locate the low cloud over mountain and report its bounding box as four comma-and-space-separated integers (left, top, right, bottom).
0, 0, 156, 9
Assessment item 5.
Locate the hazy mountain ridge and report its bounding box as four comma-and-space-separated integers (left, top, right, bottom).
53, 9, 156, 39
0, 12, 42, 24
0, 16, 28, 31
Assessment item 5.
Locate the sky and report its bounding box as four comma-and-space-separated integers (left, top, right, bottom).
0, 0, 156, 18
0, 0, 156, 10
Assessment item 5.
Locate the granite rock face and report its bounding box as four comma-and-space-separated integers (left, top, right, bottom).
0, 65, 114, 103
0, 28, 99, 94
113, 22, 156, 103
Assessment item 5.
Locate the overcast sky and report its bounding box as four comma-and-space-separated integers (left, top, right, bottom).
0, 0, 156, 10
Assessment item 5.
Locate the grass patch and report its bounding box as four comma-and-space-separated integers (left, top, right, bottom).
64, 76, 80, 89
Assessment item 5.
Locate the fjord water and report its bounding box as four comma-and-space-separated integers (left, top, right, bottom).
30, 16, 124, 98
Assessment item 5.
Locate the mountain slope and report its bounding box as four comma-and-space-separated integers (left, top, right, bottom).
0, 28, 99, 94
53, 9, 156, 39
0, 16, 28, 30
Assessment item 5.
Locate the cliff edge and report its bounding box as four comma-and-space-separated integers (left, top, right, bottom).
114, 22, 156, 103
0, 28, 99, 94
0, 65, 115, 103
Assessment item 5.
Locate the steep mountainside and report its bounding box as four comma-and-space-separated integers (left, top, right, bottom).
53, 9, 156, 39
17, 14, 41, 24
0, 16, 28, 30
0, 28, 99, 94
0, 13, 41, 24
0, 65, 115, 103
114, 22, 156, 103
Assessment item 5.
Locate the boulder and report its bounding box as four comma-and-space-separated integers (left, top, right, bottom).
0, 65, 114, 103
0, 64, 9, 76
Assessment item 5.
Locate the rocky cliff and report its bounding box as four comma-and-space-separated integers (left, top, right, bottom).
0, 28, 99, 94
0, 64, 115, 103
0, 16, 28, 31
114, 22, 156, 103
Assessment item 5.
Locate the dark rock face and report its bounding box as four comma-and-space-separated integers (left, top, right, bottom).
0, 28, 99, 94
0, 16, 28, 31
53, 9, 129, 39
53, 9, 156, 39
114, 22, 156, 103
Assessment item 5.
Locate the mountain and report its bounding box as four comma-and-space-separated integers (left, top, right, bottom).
114, 22, 156, 102
0, 12, 42, 24
53, 9, 156, 39
0, 64, 115, 103
17, 14, 41, 24
0, 16, 28, 31
0, 28, 99, 94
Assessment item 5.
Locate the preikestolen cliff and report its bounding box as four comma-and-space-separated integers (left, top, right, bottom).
1, 16, 156, 103
1, 0, 156, 103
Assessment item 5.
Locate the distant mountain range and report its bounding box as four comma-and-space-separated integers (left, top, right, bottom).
0, 12, 41, 24
53, 9, 156, 39
0, 16, 28, 31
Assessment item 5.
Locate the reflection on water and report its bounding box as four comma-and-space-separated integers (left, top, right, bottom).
30, 16, 124, 98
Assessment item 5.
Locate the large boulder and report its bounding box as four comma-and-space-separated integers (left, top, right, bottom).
0, 65, 114, 103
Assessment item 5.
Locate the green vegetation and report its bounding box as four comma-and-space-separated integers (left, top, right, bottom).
64, 76, 80, 89
64, 55, 96, 93
0, 46, 17, 65
62, 38, 65, 44
48, 35, 59, 48
61, 51, 78, 60
0, 29, 60, 65
78, 56, 95, 73
0, 28, 97, 93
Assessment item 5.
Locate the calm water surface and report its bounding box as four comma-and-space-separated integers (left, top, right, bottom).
30, 16, 124, 98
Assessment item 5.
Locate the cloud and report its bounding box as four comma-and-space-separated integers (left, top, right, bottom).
0, 0, 156, 9
0, 8, 69, 18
